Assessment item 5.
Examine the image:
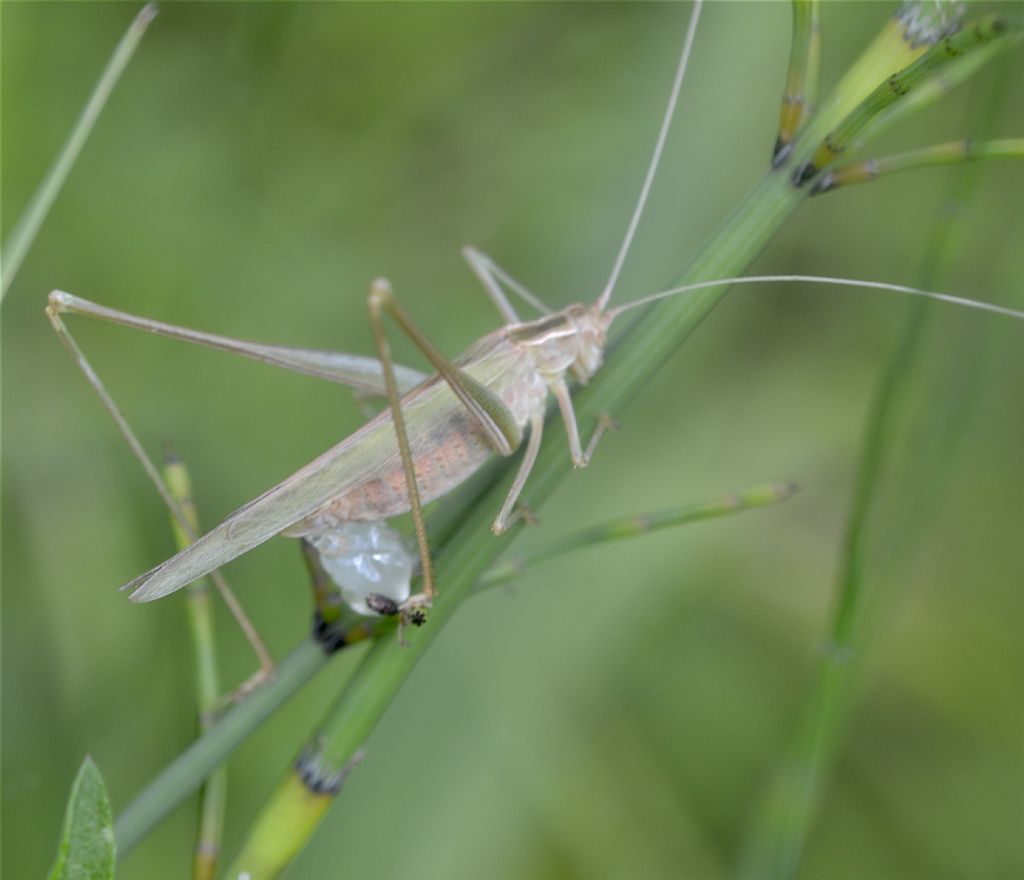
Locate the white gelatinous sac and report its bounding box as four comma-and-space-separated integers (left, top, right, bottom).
308, 522, 414, 616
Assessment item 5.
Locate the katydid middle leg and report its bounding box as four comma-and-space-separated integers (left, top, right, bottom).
48, 291, 425, 394
491, 412, 546, 535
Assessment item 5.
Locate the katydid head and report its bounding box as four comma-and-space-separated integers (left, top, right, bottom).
512, 304, 613, 384
490, 1, 701, 385
571, 304, 614, 383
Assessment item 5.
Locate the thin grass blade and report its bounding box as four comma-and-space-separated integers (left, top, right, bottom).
1, 4, 157, 301
476, 482, 797, 592
162, 451, 227, 880
811, 137, 1024, 194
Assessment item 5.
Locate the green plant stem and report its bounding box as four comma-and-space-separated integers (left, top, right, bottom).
162, 452, 227, 880
476, 481, 797, 592
114, 638, 332, 856
224, 17, 934, 869
223, 177, 813, 880
738, 57, 1012, 880
0, 4, 157, 301
811, 137, 1024, 194
120, 8, 995, 868
230, 200, 801, 877
860, 28, 1021, 146
772, 0, 822, 166
223, 484, 799, 878
795, 14, 1012, 184
113, 482, 791, 861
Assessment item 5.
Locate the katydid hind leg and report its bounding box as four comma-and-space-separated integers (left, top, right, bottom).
50, 288, 427, 605
47, 289, 425, 395
366, 278, 522, 455
368, 279, 438, 611
46, 299, 275, 675
366, 277, 531, 618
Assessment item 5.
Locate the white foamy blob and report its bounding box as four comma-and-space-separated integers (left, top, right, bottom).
309, 522, 413, 616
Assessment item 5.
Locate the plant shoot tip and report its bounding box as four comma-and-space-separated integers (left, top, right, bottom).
138, 3, 159, 26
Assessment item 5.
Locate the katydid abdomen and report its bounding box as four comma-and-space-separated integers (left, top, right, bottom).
288, 329, 550, 530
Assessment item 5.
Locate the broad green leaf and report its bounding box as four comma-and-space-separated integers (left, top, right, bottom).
47, 757, 116, 880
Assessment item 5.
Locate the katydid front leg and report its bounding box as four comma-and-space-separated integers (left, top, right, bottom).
548, 377, 616, 468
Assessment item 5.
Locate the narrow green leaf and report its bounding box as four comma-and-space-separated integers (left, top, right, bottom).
811, 138, 1024, 195
47, 757, 116, 880
476, 482, 798, 592
1, 4, 157, 302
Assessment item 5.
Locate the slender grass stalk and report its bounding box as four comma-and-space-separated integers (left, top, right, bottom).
226, 139, 806, 880
811, 137, 1024, 194
114, 638, 332, 856
1, 4, 157, 301
738, 58, 1013, 880
162, 451, 227, 880
215, 484, 796, 877
795, 14, 1013, 184
225, 217, 804, 876
475, 481, 797, 592
113, 484, 794, 858
772, 0, 822, 166
223, 12, 958, 874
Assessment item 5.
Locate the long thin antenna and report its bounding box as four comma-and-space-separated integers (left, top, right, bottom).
597, 0, 704, 312
607, 274, 1024, 323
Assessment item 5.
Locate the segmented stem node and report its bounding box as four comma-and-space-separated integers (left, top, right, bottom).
295, 745, 365, 796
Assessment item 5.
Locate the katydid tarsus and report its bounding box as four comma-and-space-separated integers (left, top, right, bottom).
46, 1, 1024, 643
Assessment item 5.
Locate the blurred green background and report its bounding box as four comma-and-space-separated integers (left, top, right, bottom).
3, 3, 1022, 878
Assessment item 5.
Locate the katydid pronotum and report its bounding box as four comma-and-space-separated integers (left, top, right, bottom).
45, 1, 1024, 647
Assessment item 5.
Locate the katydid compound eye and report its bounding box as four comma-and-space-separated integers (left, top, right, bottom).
309, 522, 413, 616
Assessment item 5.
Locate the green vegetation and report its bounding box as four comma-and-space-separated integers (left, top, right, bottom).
4, 4, 1021, 878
